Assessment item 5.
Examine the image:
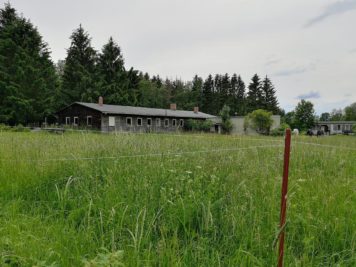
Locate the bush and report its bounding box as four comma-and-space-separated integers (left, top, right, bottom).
270, 123, 290, 136
11, 124, 30, 132
219, 105, 233, 134
353, 124, 356, 133
247, 109, 273, 134
0, 124, 11, 132
184, 119, 213, 132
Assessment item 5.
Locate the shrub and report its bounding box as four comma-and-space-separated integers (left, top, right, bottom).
184, 119, 213, 132
11, 124, 30, 132
219, 105, 233, 134
247, 109, 273, 134
0, 124, 11, 132
270, 123, 290, 136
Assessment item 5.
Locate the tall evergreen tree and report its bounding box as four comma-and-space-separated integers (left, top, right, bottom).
191, 75, 203, 107
220, 73, 230, 111
202, 75, 214, 114
261, 76, 279, 114
235, 75, 246, 115
246, 74, 262, 113
61, 25, 97, 106
0, 3, 58, 125
97, 37, 128, 104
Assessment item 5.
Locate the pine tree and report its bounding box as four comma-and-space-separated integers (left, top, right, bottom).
191, 75, 203, 107
97, 37, 128, 104
246, 74, 262, 113
220, 73, 230, 111
61, 25, 97, 106
261, 76, 279, 114
235, 75, 246, 115
202, 75, 214, 114
0, 3, 58, 125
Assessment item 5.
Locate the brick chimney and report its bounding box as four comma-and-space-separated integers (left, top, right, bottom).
98, 96, 103, 106
193, 106, 199, 113
170, 103, 177, 111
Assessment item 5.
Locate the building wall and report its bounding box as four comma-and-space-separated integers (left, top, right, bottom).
56, 104, 102, 129
230, 115, 280, 134
101, 115, 186, 132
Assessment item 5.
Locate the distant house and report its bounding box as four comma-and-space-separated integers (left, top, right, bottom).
315, 121, 355, 135
56, 97, 216, 132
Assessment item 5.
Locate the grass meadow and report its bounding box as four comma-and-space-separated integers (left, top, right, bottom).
0, 131, 355, 266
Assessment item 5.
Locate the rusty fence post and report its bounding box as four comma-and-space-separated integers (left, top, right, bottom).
278, 128, 291, 267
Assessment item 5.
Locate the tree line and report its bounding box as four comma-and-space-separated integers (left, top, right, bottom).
0, 3, 280, 126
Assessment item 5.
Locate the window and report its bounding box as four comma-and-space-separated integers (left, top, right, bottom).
156, 118, 161, 127
87, 116, 92, 126
126, 117, 132, 126
337, 125, 341, 131
179, 119, 184, 127
164, 119, 169, 127
147, 118, 152, 126
109, 116, 115, 127
137, 117, 142, 126
65, 117, 70, 125
73, 117, 79, 126
172, 119, 176, 127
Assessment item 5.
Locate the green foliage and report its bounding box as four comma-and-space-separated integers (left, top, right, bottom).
344, 102, 356, 121
352, 124, 356, 133
185, 119, 212, 132
282, 111, 296, 129
270, 123, 290, 136
83, 249, 124, 267
219, 105, 233, 134
0, 3, 59, 125
247, 109, 273, 134
61, 25, 97, 105
261, 76, 279, 114
246, 74, 263, 113
330, 109, 344, 121
320, 112, 330, 121
294, 99, 315, 130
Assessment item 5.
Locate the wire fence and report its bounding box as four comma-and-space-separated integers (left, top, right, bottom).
0, 144, 285, 163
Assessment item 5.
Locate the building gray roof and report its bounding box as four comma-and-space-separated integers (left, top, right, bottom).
75, 102, 216, 119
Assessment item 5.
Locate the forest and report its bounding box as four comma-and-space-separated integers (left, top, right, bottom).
0, 3, 280, 125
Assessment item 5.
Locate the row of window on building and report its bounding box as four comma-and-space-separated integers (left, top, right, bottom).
65, 116, 185, 127
333, 124, 352, 131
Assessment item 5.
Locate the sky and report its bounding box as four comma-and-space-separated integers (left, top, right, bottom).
4, 0, 356, 114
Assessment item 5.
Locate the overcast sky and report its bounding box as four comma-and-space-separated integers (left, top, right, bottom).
5, 0, 356, 114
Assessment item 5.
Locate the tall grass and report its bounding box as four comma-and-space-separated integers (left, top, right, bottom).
0, 132, 355, 266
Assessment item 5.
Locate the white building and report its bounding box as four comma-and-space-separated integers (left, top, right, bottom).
315, 121, 355, 135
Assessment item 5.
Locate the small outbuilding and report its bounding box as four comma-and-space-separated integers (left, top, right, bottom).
56, 97, 216, 133
315, 121, 355, 135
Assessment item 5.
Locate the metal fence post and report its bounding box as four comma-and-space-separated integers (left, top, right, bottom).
278, 128, 291, 267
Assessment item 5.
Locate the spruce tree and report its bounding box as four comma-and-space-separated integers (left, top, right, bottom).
236, 75, 246, 115
261, 76, 279, 114
97, 37, 128, 104
0, 3, 58, 125
61, 25, 97, 106
246, 74, 262, 113
228, 74, 238, 115
191, 75, 203, 107
202, 75, 214, 114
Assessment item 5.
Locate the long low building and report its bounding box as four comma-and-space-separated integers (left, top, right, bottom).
315, 121, 355, 134
56, 97, 216, 132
